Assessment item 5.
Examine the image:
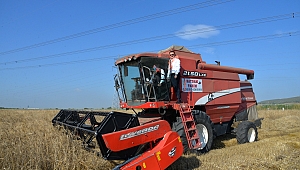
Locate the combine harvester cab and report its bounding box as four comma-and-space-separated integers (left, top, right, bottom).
52, 109, 183, 169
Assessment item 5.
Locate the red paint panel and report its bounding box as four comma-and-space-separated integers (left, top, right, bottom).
213, 92, 241, 105
102, 120, 171, 152
241, 91, 256, 102
206, 104, 240, 123
214, 80, 229, 93
212, 71, 239, 81
120, 101, 166, 109
120, 131, 183, 170
121, 155, 160, 170
202, 78, 214, 92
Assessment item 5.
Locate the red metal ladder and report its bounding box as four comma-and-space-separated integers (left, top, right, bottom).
178, 103, 201, 149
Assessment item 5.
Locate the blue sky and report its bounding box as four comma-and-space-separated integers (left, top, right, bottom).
0, 0, 299, 109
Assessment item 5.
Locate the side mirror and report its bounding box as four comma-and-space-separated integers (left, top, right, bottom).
115, 79, 120, 89
247, 74, 254, 80
114, 74, 120, 89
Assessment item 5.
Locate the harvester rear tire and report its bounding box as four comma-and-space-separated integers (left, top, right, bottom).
236, 121, 258, 144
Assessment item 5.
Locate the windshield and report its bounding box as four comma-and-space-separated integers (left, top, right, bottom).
120, 62, 144, 106
119, 56, 170, 106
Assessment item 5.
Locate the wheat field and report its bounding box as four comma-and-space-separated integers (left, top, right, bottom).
0, 109, 299, 170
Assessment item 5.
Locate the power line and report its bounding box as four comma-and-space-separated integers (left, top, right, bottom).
12, 79, 113, 99
1, 12, 298, 65
5, 64, 114, 96
187, 31, 300, 49
0, 0, 234, 56
16, 69, 113, 93
1, 31, 299, 71
0, 56, 116, 70
214, 50, 300, 61
256, 67, 299, 71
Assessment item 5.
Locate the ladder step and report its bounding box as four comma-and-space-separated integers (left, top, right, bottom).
191, 144, 202, 149
186, 137, 200, 143
183, 119, 194, 122
190, 136, 200, 140
179, 104, 201, 150
186, 127, 197, 131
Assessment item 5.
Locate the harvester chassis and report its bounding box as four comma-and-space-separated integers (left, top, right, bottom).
51, 45, 263, 169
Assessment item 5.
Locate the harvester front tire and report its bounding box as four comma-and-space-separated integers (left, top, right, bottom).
236, 121, 258, 144
172, 111, 215, 154
193, 110, 215, 153
172, 117, 189, 153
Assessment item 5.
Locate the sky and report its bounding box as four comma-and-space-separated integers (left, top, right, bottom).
0, 0, 299, 109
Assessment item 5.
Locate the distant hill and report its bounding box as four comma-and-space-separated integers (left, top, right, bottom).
259, 96, 300, 104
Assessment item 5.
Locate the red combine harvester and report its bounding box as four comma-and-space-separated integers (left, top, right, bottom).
52, 46, 262, 169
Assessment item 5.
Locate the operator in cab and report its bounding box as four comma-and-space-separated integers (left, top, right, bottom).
167, 50, 181, 103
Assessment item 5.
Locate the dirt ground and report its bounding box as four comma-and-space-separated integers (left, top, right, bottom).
0, 109, 299, 170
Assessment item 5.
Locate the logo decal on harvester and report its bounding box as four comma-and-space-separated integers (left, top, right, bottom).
120, 125, 160, 140
168, 147, 176, 157
182, 78, 203, 92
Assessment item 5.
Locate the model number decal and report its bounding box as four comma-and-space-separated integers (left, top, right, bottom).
183, 70, 207, 77
120, 125, 159, 140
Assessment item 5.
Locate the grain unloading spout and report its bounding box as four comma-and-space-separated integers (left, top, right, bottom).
197, 63, 255, 79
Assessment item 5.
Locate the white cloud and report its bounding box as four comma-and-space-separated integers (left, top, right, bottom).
274, 30, 284, 34
203, 47, 216, 54
74, 88, 81, 92
176, 24, 220, 40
